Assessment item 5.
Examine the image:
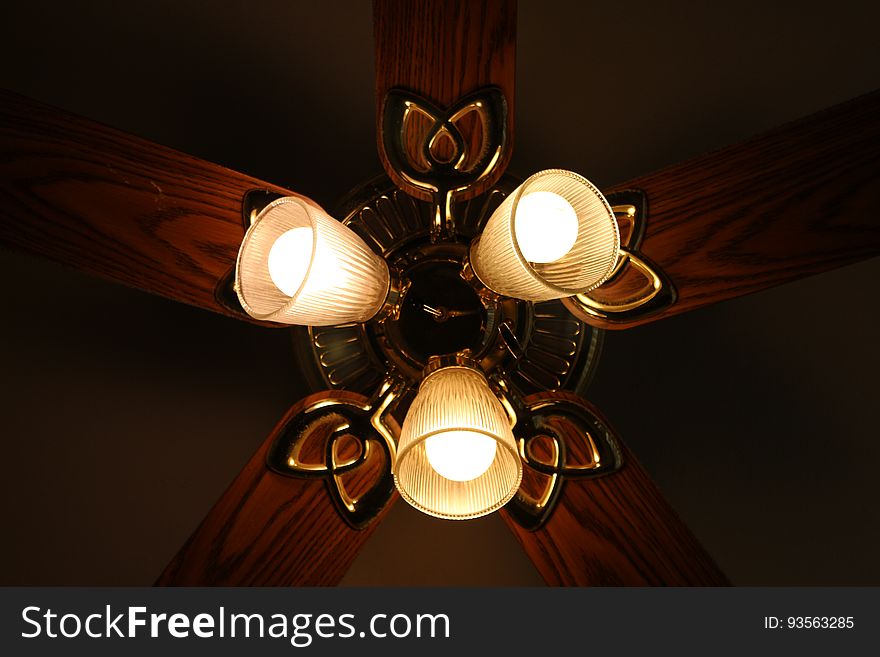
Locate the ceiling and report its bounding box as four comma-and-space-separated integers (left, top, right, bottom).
1, 0, 878, 585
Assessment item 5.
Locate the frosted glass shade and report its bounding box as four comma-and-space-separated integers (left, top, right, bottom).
394, 365, 522, 520
469, 169, 620, 301
235, 197, 390, 326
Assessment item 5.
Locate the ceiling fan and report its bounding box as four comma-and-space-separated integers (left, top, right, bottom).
2, 0, 878, 586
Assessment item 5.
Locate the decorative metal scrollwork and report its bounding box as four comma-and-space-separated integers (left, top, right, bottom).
297, 174, 604, 401
563, 189, 676, 324
266, 378, 407, 529
380, 87, 509, 239
505, 393, 624, 531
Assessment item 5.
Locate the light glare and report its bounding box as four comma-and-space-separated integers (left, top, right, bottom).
267, 227, 313, 297
424, 430, 498, 482
514, 191, 579, 263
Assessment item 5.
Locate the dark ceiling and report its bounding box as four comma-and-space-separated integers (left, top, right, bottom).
1, 0, 878, 585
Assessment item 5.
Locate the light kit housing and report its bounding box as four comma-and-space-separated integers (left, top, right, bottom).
233, 159, 657, 524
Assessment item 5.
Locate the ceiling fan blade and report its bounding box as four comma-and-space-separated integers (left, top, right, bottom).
577, 89, 880, 329
157, 391, 396, 586
373, 0, 516, 201
0, 89, 311, 323
500, 392, 728, 586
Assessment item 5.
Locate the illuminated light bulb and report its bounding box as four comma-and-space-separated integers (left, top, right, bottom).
393, 358, 522, 520
424, 430, 498, 482
469, 169, 620, 301
267, 227, 313, 296
514, 191, 579, 263
235, 197, 390, 326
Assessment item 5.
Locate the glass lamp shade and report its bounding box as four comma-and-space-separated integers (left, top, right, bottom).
235, 197, 390, 326
469, 169, 620, 301
394, 364, 522, 520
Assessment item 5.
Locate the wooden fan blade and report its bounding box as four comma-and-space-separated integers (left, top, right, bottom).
501, 392, 728, 586
157, 391, 397, 586
373, 0, 516, 200
582, 89, 880, 329
0, 89, 312, 323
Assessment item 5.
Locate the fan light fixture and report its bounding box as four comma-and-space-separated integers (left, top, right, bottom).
234, 170, 622, 520
393, 355, 522, 520
235, 196, 391, 326
469, 169, 621, 301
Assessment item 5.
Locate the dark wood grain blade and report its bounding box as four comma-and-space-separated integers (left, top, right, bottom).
501, 392, 728, 586
157, 391, 396, 586
588, 89, 880, 329
373, 0, 516, 199
0, 89, 312, 322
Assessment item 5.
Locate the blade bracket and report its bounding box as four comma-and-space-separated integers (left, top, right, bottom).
265, 377, 407, 529
504, 393, 624, 531
563, 189, 677, 324
379, 87, 510, 241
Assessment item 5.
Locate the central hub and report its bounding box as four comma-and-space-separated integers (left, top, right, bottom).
364, 242, 512, 383
297, 174, 600, 398
396, 260, 486, 360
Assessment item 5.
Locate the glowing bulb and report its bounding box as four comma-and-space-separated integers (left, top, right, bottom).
267, 227, 313, 297
424, 430, 498, 482
394, 361, 522, 519
514, 191, 579, 263
235, 197, 390, 325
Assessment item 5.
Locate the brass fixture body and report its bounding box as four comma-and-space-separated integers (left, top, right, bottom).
233, 88, 676, 529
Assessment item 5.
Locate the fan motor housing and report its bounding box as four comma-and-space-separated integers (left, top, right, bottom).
289, 175, 604, 401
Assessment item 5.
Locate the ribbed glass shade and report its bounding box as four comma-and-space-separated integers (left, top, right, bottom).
235, 197, 390, 325
469, 169, 620, 301
394, 365, 522, 520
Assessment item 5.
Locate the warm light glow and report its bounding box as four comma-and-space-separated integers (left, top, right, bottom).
514, 191, 579, 263
235, 197, 390, 326
393, 362, 522, 520
468, 169, 620, 301
267, 227, 313, 296
424, 430, 498, 482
